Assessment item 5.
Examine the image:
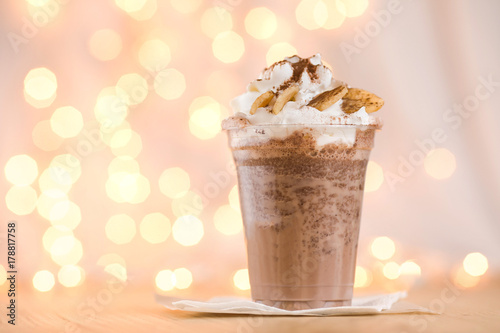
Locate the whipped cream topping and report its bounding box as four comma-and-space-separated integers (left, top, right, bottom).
229, 54, 380, 127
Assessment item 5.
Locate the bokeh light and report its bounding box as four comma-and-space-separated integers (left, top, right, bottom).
94, 88, 129, 128
170, 0, 201, 13
39, 167, 72, 193
50, 201, 81, 230
245, 7, 277, 40
171, 191, 204, 217
354, 266, 372, 288
37, 189, 69, 221
463, 252, 488, 277
336, 0, 369, 18
296, 0, 328, 30
370, 236, 396, 260
105, 214, 137, 245
88, 29, 123, 61
400, 261, 422, 276
424, 148, 457, 180
159, 167, 191, 199
58, 265, 85, 287
32, 120, 64, 151
108, 156, 141, 175
26, 0, 50, 7
201, 7, 233, 39
266, 42, 298, 66
33, 270, 55, 292
383, 261, 401, 280
5, 154, 38, 186
115, 0, 147, 13
126, 0, 158, 21
140, 213, 171, 244
233, 269, 250, 290
43, 226, 73, 253
50, 236, 83, 266
214, 204, 243, 235
172, 215, 204, 246
50, 154, 82, 185
188, 96, 228, 140
110, 129, 143, 158
138, 39, 171, 71
105, 263, 128, 282
24, 67, 57, 103
116, 73, 149, 106
365, 161, 384, 192
173, 268, 193, 289
228, 185, 240, 211
5, 185, 37, 215
106, 172, 150, 203
212, 31, 245, 63
154, 68, 186, 100
453, 266, 480, 288
156, 269, 175, 291
50, 106, 84, 138
322, 1, 346, 29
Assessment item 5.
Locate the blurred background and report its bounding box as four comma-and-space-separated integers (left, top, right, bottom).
0, 0, 499, 298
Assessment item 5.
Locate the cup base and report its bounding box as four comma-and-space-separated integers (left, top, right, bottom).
254, 299, 351, 310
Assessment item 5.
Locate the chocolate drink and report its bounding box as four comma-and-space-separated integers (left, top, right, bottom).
226, 125, 377, 310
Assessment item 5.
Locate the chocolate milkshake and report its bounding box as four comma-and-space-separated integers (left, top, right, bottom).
223, 55, 383, 310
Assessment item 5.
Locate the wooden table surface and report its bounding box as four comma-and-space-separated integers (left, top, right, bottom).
1, 279, 499, 332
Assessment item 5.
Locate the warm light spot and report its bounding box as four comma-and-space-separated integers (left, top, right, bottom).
336, 0, 369, 18
139, 39, 171, 71
266, 42, 298, 66
94, 88, 129, 128
26, 0, 50, 7
43, 226, 73, 253
188, 97, 228, 140
170, 0, 201, 13
233, 269, 250, 290
296, 0, 329, 30
214, 205, 243, 235
37, 189, 68, 220
424, 148, 457, 180
116, 73, 149, 106
50, 154, 82, 184
172, 215, 204, 246
212, 31, 245, 63
127, 0, 158, 21
105, 214, 136, 244
156, 269, 176, 291
24, 67, 57, 102
365, 161, 384, 192
105, 263, 128, 282
463, 252, 488, 277
370, 236, 396, 260
58, 265, 84, 287
453, 266, 480, 288
171, 191, 204, 217
97, 253, 127, 268
110, 130, 143, 158
50, 106, 84, 138
5, 154, 38, 186
88, 29, 123, 61
115, 0, 146, 12
159, 167, 191, 198
106, 172, 150, 203
6, 185, 38, 215
154, 68, 186, 100
322, 1, 346, 29
50, 201, 81, 230
200, 7, 233, 39
383, 262, 400, 280
173, 268, 193, 289
228, 185, 240, 211
38, 167, 72, 194
0, 265, 6, 285
33, 270, 55, 292
50, 237, 83, 266
140, 213, 171, 244
32, 120, 64, 151
245, 7, 277, 39
354, 266, 372, 288
400, 261, 422, 276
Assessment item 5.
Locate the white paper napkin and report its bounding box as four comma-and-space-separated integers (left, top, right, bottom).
156, 291, 436, 316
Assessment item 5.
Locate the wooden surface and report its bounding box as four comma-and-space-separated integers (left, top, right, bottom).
1, 280, 500, 332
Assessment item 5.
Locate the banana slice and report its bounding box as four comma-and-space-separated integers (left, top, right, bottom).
341, 88, 384, 113
272, 85, 299, 115
250, 91, 275, 115
307, 85, 348, 111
